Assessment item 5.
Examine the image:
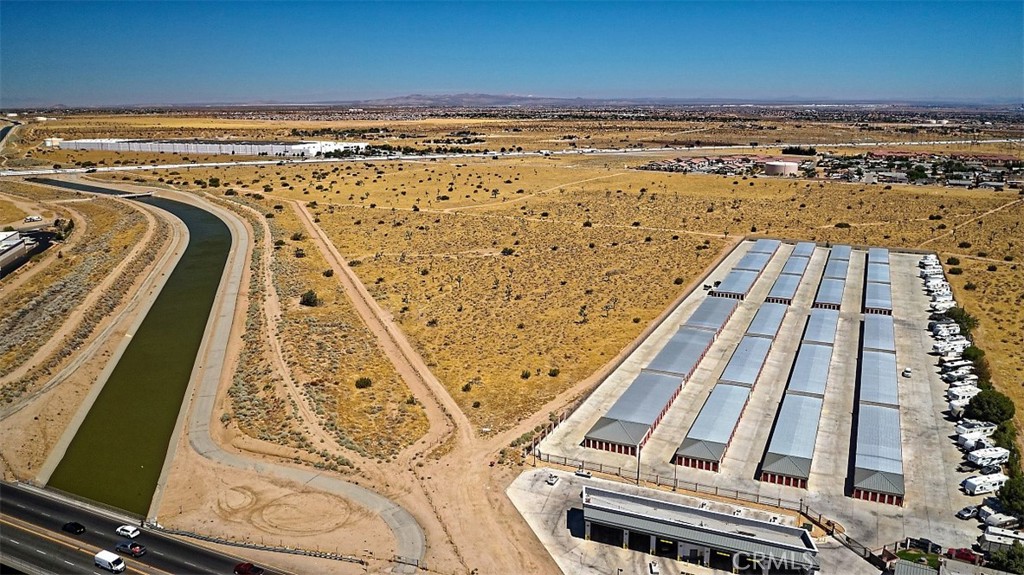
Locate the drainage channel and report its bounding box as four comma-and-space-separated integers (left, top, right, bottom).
32, 178, 231, 515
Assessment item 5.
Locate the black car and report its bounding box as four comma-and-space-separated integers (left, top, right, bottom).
980, 465, 1002, 475
115, 540, 147, 557
908, 537, 942, 555
61, 521, 86, 535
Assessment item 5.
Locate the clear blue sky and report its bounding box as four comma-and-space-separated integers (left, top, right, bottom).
1, 1, 1021, 107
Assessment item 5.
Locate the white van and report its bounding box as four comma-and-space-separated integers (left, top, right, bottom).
964, 473, 1009, 496
969, 447, 1011, 467
94, 550, 125, 573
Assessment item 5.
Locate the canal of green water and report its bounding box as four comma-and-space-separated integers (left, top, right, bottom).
35, 179, 231, 515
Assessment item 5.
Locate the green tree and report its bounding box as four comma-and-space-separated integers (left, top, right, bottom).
299, 290, 320, 307
964, 389, 1016, 424
962, 346, 986, 362
988, 541, 1024, 574
999, 476, 1024, 523
944, 307, 979, 337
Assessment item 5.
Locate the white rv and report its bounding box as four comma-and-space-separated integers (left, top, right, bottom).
956, 420, 997, 436
943, 359, 974, 371
969, 447, 1011, 467
949, 374, 980, 387
933, 323, 960, 336
948, 385, 982, 402
964, 473, 1010, 496
949, 397, 972, 417
959, 433, 995, 452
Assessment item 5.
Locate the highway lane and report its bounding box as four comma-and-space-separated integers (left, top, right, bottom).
0, 138, 1019, 178
1, 482, 278, 575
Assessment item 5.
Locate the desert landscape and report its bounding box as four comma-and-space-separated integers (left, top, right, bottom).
1, 104, 1022, 574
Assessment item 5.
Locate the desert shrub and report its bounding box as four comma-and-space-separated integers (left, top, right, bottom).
291, 231, 304, 241
355, 377, 373, 389
294, 248, 306, 258
472, 401, 481, 408
948, 267, 963, 275
958, 241, 972, 248
673, 277, 684, 285
501, 247, 515, 256
323, 269, 334, 277
632, 317, 641, 323
548, 368, 560, 377
462, 382, 473, 392
520, 370, 531, 380
834, 222, 851, 229
582, 220, 592, 227
299, 290, 320, 307
964, 282, 977, 290
988, 264, 998, 272
962, 346, 985, 362
1005, 255, 1015, 262
946, 257, 960, 265
273, 239, 286, 247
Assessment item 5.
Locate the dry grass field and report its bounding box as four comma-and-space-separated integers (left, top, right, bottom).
217, 192, 428, 461
8, 113, 1017, 170
0, 183, 153, 402
102, 152, 1023, 435
0, 199, 27, 225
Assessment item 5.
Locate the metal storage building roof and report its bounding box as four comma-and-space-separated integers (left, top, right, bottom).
585, 371, 683, 446
750, 238, 782, 255
762, 394, 824, 480
854, 404, 905, 496
720, 336, 773, 387
714, 269, 759, 297
803, 309, 840, 345
787, 342, 834, 397
823, 258, 850, 280
676, 384, 750, 462
767, 273, 802, 303
685, 297, 739, 333
866, 262, 891, 284
813, 278, 846, 308
864, 282, 893, 312
791, 242, 817, 258
647, 326, 717, 377
867, 247, 890, 265
582, 487, 818, 569
829, 244, 852, 261
859, 350, 899, 407
746, 303, 788, 339
781, 256, 810, 276
735, 251, 772, 273
862, 315, 896, 353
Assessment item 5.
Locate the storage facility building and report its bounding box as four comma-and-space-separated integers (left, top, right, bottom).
852, 403, 905, 505
718, 336, 773, 388
802, 309, 840, 346
761, 394, 824, 488
583, 371, 683, 455
746, 302, 788, 339
675, 384, 751, 471
60, 138, 368, 157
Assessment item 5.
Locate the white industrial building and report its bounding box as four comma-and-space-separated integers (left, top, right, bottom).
58, 138, 367, 157
0, 231, 31, 278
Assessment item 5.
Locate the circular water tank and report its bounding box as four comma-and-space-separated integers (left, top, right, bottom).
765, 161, 800, 176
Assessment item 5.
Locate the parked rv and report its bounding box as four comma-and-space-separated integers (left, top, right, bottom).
963, 473, 1009, 496
959, 434, 995, 452
955, 420, 997, 437
969, 448, 1011, 467
947, 385, 982, 402
942, 360, 974, 372
985, 512, 1020, 528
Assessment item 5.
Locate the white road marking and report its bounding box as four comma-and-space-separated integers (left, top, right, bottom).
35, 548, 46, 554
65, 560, 75, 565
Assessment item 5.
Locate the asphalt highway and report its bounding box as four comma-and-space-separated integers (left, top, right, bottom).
0, 482, 278, 575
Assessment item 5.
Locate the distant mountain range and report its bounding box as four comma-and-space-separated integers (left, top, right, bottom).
6, 93, 1022, 110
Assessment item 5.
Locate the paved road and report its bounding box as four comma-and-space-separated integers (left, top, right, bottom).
0, 138, 1019, 178
0, 481, 277, 574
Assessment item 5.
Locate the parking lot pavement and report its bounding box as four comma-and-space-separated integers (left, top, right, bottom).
507, 468, 879, 575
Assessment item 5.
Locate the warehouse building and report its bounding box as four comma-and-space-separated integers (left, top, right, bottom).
761, 394, 824, 488
852, 403, 905, 505
719, 336, 773, 387
802, 308, 840, 346
852, 310, 905, 505
59, 138, 368, 157
582, 486, 819, 572
582, 371, 683, 455
746, 302, 788, 339
0, 231, 31, 278
863, 247, 893, 315
712, 240, 778, 300
766, 241, 816, 305
675, 383, 751, 471
785, 343, 834, 398
584, 296, 738, 455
